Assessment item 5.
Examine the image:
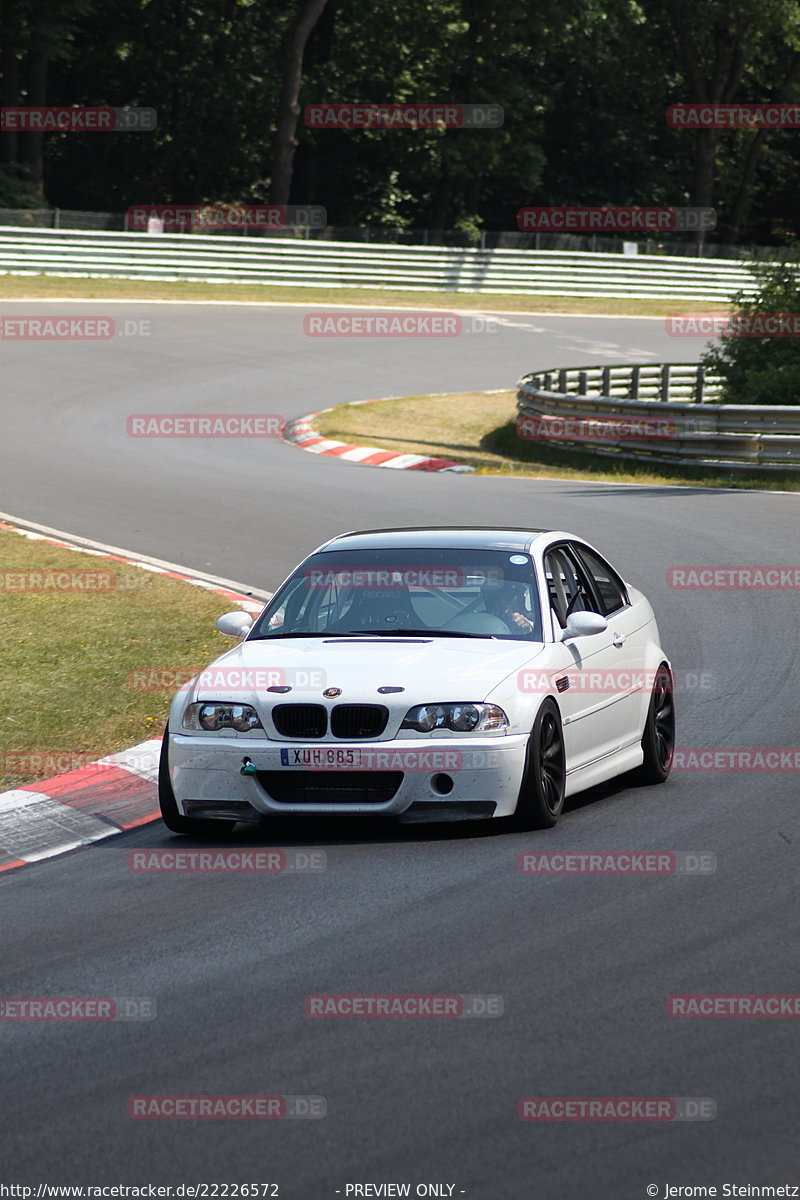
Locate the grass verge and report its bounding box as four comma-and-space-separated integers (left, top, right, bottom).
0, 527, 244, 790
0, 274, 733, 317
314, 391, 800, 492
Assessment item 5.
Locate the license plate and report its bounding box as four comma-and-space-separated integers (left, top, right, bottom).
280, 747, 362, 767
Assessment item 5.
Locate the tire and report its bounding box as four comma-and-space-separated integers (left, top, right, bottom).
514, 699, 566, 829
158, 727, 237, 837
632, 663, 675, 785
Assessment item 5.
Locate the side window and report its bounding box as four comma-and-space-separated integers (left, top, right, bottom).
265, 578, 354, 633
571, 545, 628, 616
544, 547, 600, 628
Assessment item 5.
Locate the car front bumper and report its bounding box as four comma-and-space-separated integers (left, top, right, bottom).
168, 732, 529, 821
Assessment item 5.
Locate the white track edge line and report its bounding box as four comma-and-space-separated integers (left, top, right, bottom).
0, 511, 274, 600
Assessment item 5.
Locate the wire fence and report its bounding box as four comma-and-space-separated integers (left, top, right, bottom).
0, 207, 790, 261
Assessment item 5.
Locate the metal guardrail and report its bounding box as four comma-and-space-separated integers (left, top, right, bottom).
526, 363, 725, 403
517, 364, 800, 472
1, 208, 789, 259
0, 225, 765, 298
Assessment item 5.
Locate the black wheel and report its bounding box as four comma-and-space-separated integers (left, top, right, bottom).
514, 699, 566, 829
158, 727, 236, 837
633, 664, 675, 784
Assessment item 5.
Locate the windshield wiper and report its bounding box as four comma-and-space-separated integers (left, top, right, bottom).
248, 631, 341, 640
250, 628, 496, 640
345, 629, 493, 639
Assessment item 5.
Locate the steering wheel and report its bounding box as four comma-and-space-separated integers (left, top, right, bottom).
354, 610, 417, 629
381, 611, 416, 627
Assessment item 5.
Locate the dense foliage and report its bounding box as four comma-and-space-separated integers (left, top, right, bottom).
702, 253, 800, 404
1, 0, 798, 245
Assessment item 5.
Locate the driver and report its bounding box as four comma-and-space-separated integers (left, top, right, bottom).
482, 581, 535, 634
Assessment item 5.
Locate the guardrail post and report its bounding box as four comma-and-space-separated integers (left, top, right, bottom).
630, 366, 640, 399
601, 366, 611, 396
516, 362, 800, 471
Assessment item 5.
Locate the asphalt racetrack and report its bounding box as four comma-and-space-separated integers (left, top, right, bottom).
1, 302, 798, 1196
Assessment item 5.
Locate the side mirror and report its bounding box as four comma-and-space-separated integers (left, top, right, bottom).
215, 611, 254, 638
560, 611, 608, 640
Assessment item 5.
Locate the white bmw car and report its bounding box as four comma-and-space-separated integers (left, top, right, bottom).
159, 527, 675, 834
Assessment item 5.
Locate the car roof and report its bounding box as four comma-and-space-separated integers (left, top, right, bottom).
316, 527, 556, 553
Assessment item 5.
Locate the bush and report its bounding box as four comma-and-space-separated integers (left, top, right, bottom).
702, 251, 800, 406
0, 164, 47, 209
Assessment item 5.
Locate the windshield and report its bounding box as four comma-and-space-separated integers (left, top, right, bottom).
249, 547, 542, 641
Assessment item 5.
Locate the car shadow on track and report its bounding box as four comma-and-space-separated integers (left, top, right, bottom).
112, 775, 642, 851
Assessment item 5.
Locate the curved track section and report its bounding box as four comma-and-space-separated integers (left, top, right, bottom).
1, 302, 797, 1195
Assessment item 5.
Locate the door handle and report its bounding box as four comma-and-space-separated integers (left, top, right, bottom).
612, 632, 625, 648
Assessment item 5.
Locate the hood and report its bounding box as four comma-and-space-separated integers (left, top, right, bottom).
188, 635, 547, 705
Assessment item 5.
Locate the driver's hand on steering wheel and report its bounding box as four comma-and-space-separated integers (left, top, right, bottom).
505, 609, 534, 632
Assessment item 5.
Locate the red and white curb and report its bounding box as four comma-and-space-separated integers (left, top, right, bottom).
0, 740, 163, 872
0, 515, 271, 874
283, 398, 475, 473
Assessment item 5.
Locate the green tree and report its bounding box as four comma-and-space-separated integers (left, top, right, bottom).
657, 0, 800, 243
702, 253, 800, 405
0, 0, 94, 192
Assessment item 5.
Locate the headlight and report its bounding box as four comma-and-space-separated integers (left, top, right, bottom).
401, 702, 508, 733
182, 702, 263, 732
413, 704, 447, 732
449, 703, 481, 731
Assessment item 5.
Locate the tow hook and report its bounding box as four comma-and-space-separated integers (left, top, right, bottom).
240, 757, 257, 776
